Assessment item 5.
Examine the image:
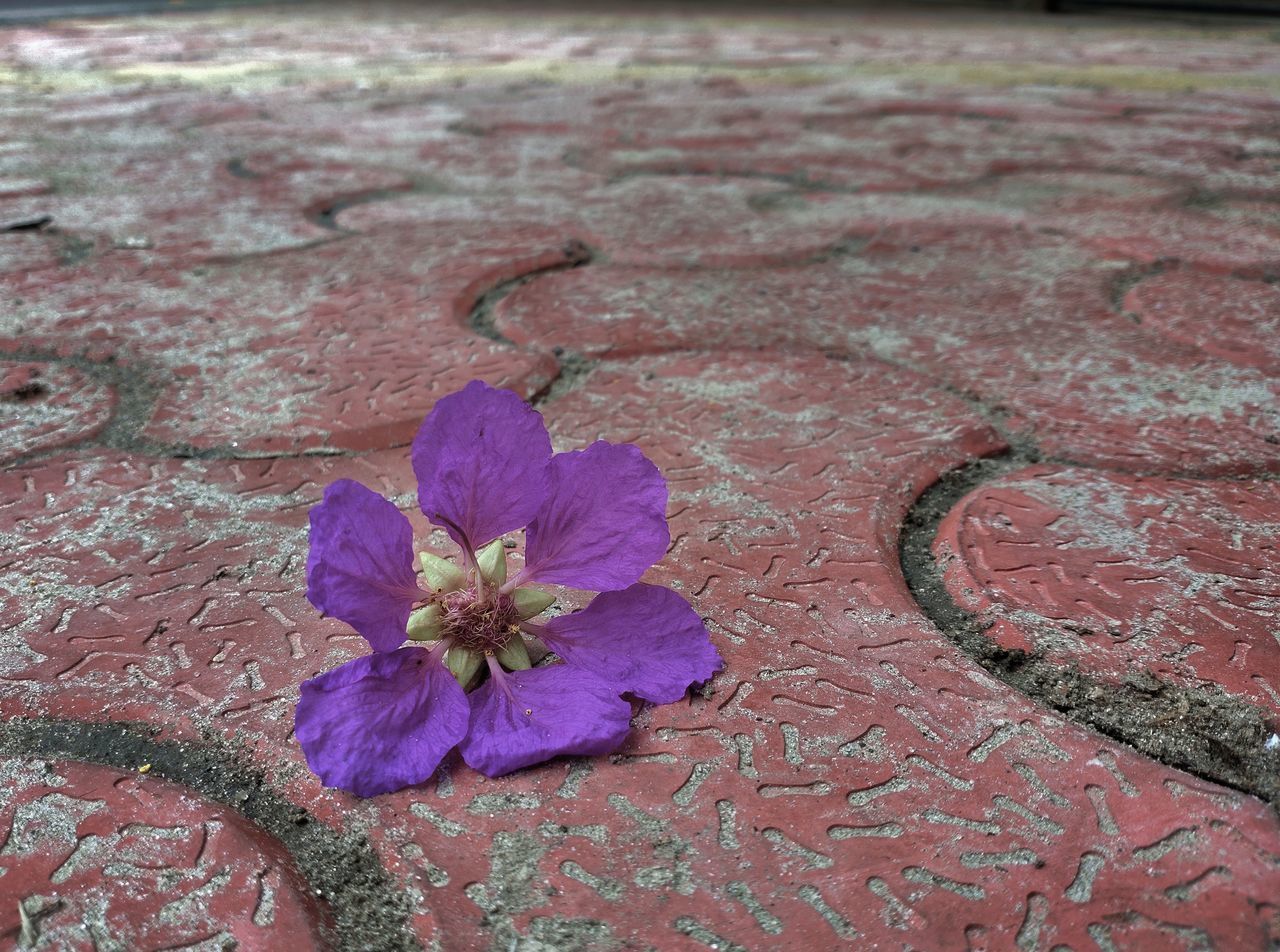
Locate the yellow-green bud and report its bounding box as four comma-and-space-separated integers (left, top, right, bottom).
494, 637, 532, 671
419, 550, 465, 594
476, 538, 508, 586
445, 647, 483, 688
512, 587, 555, 620
406, 604, 443, 641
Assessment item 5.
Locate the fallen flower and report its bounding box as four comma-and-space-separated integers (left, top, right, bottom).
296, 380, 723, 796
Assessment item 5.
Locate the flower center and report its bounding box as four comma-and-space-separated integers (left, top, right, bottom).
441, 589, 521, 654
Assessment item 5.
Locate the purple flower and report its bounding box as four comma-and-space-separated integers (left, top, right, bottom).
296, 381, 723, 797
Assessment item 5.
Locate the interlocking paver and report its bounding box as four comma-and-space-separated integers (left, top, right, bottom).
495, 225, 1280, 475
1126, 271, 1280, 374
1056, 208, 1280, 277
935, 465, 1280, 722
0, 230, 62, 277
938, 170, 1189, 213
4, 4, 1280, 949
0, 757, 325, 949
337, 174, 858, 267
0, 226, 566, 452
352, 356, 1280, 950
1, 148, 360, 263
0, 359, 113, 463
0, 449, 411, 757
11, 354, 1279, 948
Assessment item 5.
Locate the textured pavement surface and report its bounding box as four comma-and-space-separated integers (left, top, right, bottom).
2, 4, 1280, 950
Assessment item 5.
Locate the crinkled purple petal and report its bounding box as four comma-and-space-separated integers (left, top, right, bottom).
540, 583, 723, 704
458, 665, 632, 777
521, 442, 669, 591
412, 380, 552, 551
306, 479, 423, 653
295, 647, 469, 797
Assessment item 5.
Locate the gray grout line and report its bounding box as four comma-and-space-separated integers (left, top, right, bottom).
3, 347, 280, 468
466, 238, 594, 346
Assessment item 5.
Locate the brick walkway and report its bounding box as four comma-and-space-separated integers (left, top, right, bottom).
2, 5, 1279, 949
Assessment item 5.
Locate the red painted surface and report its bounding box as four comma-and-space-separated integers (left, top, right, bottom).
358, 357, 1280, 950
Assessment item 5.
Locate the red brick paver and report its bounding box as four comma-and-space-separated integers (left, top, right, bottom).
0, 758, 326, 949
1, 228, 568, 452
0, 359, 113, 463
357, 356, 1280, 950
1126, 271, 1280, 374
495, 225, 1279, 475
3, 5, 1280, 950
936, 465, 1280, 722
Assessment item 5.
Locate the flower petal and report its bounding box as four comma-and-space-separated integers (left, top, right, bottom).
540, 583, 723, 704
412, 381, 552, 551
295, 648, 469, 797
521, 442, 669, 591
306, 479, 423, 653
458, 665, 632, 777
